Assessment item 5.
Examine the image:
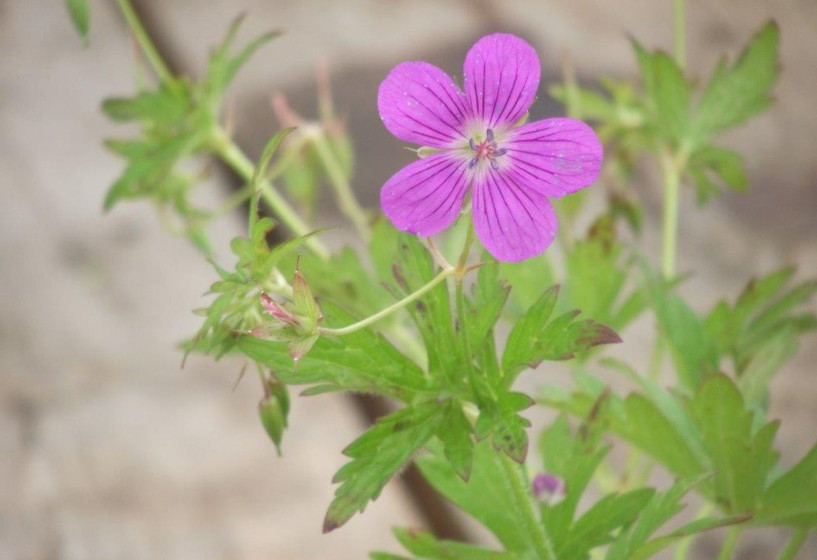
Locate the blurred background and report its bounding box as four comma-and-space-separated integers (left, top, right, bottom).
1, 0, 815, 558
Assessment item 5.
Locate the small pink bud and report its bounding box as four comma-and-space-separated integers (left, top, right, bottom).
260, 293, 298, 326
532, 472, 565, 504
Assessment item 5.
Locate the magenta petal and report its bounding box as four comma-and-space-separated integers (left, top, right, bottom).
381, 152, 470, 237
472, 170, 557, 262
463, 33, 541, 130
378, 61, 469, 148
505, 118, 603, 198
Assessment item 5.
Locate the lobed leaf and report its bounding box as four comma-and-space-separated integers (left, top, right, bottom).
324, 403, 444, 532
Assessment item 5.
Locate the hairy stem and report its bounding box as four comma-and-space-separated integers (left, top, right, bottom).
775, 529, 809, 560
497, 453, 557, 560
309, 131, 372, 241
209, 128, 329, 258
114, 0, 175, 85
320, 268, 456, 336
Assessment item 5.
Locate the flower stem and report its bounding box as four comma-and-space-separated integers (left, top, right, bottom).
320, 267, 457, 336
209, 128, 329, 258
309, 131, 372, 242
776, 529, 809, 560
673, 0, 687, 71
114, 0, 175, 85
717, 527, 742, 560
497, 453, 557, 560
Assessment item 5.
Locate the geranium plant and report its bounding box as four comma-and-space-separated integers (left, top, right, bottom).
68, 1, 816, 558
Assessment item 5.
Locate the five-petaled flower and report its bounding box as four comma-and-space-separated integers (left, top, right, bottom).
378, 33, 603, 262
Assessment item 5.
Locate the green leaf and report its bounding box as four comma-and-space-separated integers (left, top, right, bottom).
464, 263, 509, 351
738, 326, 798, 414
550, 84, 617, 122
372, 222, 461, 383
499, 253, 556, 317
324, 403, 444, 532
759, 443, 817, 526
627, 514, 751, 560
687, 146, 748, 203
388, 528, 517, 560
694, 21, 780, 140
602, 358, 708, 466
605, 480, 697, 560
539, 415, 610, 545
558, 489, 654, 559
502, 285, 621, 382
258, 377, 289, 455
417, 440, 533, 554
474, 392, 533, 462
689, 374, 779, 513
633, 43, 691, 145
614, 393, 707, 479
206, 16, 280, 106
437, 401, 475, 480
239, 303, 432, 400
66, 0, 91, 43
565, 215, 645, 331
642, 264, 718, 390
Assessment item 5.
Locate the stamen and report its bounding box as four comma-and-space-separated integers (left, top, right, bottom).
486, 128, 494, 142
469, 138, 477, 151
490, 159, 500, 170
469, 157, 479, 169
494, 148, 507, 156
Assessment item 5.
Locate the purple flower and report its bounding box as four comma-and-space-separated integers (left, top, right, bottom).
378, 33, 603, 262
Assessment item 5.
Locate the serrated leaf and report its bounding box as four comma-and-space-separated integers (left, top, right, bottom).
239, 310, 432, 401
371, 222, 461, 383
642, 264, 718, 390
694, 21, 780, 140
605, 480, 697, 560
689, 373, 779, 513
687, 145, 748, 203
502, 285, 621, 382
417, 440, 533, 554
759, 443, 817, 526
206, 16, 280, 105
628, 514, 751, 560
565, 215, 645, 331
323, 403, 444, 532
558, 489, 655, 559
614, 393, 707, 479
66, 0, 91, 43
475, 391, 533, 462
539, 415, 611, 551
602, 357, 708, 466
464, 263, 509, 351
633, 43, 691, 145
438, 402, 475, 480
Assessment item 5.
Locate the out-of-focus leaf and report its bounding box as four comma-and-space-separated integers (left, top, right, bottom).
66, 0, 91, 42
384, 528, 516, 560
693, 21, 780, 141
759, 443, 817, 526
